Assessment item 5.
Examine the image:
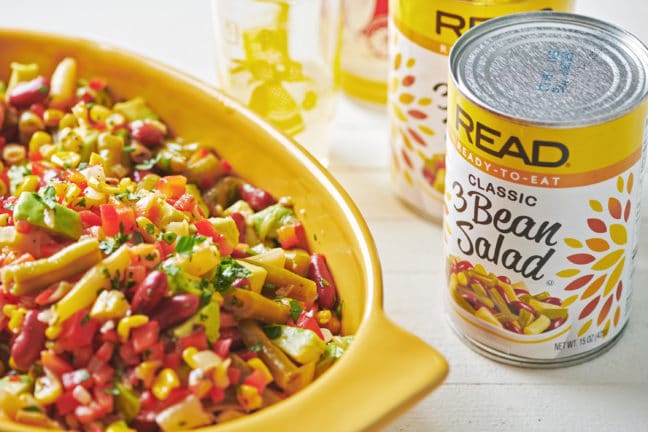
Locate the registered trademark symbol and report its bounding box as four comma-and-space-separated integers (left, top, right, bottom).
546, 280, 554, 286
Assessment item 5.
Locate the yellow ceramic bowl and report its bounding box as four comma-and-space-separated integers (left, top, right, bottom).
0, 29, 448, 432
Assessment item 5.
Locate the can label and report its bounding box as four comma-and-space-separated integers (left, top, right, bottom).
388, 0, 574, 219
444, 81, 647, 360
341, 0, 389, 105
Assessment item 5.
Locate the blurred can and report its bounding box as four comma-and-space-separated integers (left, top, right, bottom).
341, 0, 389, 106
445, 12, 648, 366
388, 0, 574, 221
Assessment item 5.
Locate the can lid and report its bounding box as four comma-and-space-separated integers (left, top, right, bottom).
449, 12, 648, 127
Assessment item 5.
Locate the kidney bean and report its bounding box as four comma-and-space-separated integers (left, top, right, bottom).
149, 294, 199, 330
11, 310, 47, 371
7, 76, 50, 108
129, 120, 165, 147
548, 317, 566, 331
131, 270, 168, 314
228, 212, 246, 242
543, 297, 562, 306
238, 183, 276, 211
309, 253, 338, 310
452, 260, 473, 273
503, 321, 523, 334
510, 301, 537, 317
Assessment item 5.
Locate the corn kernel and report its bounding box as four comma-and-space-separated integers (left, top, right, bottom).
247, 358, 273, 383
106, 420, 137, 432
237, 384, 263, 411
0, 213, 9, 226
152, 368, 180, 401
117, 315, 149, 342
213, 358, 231, 389
316, 310, 332, 325
135, 360, 162, 388
89, 104, 112, 124
28, 131, 53, 154
3, 144, 26, 165
182, 347, 199, 369
50, 151, 81, 169
8, 307, 27, 334
91, 290, 130, 321
58, 128, 83, 153
15, 175, 39, 197
43, 109, 64, 128
58, 113, 78, 130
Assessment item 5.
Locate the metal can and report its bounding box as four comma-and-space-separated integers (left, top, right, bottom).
341, 0, 389, 106
388, 0, 574, 221
444, 11, 648, 367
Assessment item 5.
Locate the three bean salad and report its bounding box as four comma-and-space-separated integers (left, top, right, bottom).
0, 57, 351, 431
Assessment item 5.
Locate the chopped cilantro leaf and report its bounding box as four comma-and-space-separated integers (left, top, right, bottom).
212, 257, 251, 292
263, 325, 282, 339
175, 235, 206, 256
289, 299, 303, 322
249, 342, 262, 352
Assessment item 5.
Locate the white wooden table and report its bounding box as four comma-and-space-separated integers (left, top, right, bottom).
3, 1, 647, 430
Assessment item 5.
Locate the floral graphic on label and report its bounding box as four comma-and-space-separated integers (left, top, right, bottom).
557, 173, 633, 337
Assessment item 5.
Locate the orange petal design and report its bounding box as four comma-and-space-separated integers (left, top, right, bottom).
407, 128, 427, 146
613, 306, 620, 326
602, 319, 611, 337
591, 249, 624, 271
418, 125, 435, 136
406, 57, 416, 68
585, 238, 609, 252
400, 129, 413, 151
567, 253, 596, 265
597, 295, 614, 325
556, 268, 580, 278
401, 148, 413, 169
624, 200, 631, 222
402, 75, 415, 86
393, 104, 407, 122
565, 274, 593, 291
407, 109, 427, 120
609, 224, 627, 246
580, 274, 606, 300
578, 319, 592, 337
608, 197, 622, 219
579, 296, 600, 319
603, 257, 625, 297
587, 218, 607, 233
418, 97, 432, 106
589, 200, 603, 212
399, 93, 415, 104
564, 238, 583, 248
616, 175, 624, 193
627, 173, 634, 193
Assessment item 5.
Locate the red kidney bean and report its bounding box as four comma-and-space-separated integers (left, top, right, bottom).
129, 120, 165, 147
11, 310, 47, 371
510, 301, 537, 317
308, 253, 338, 310
149, 294, 199, 330
543, 297, 562, 306
228, 212, 246, 242
7, 76, 50, 108
503, 321, 523, 334
238, 183, 276, 211
452, 260, 473, 273
131, 270, 168, 314
548, 317, 566, 331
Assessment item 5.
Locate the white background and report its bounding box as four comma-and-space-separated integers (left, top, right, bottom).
1, 1, 647, 431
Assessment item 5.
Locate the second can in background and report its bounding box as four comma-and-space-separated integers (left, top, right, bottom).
388, 0, 575, 221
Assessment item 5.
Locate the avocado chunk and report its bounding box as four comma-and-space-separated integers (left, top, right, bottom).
172, 301, 220, 343
251, 204, 295, 241
13, 192, 81, 239
112, 97, 158, 121
267, 325, 326, 364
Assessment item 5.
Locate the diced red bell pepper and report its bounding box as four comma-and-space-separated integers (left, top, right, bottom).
173, 193, 196, 212
41, 351, 74, 377
100, 204, 120, 237
209, 385, 225, 404
144, 341, 165, 362
93, 384, 115, 414
227, 367, 241, 385
119, 340, 140, 366
276, 221, 308, 250
179, 331, 208, 352
213, 338, 232, 359
56, 390, 80, 415
14, 220, 31, 234
131, 321, 159, 354
239, 183, 276, 211
228, 212, 246, 243
57, 309, 99, 351
243, 369, 269, 394
194, 219, 233, 256
79, 210, 102, 227
74, 402, 104, 425
163, 352, 181, 371
295, 310, 324, 340
61, 369, 94, 390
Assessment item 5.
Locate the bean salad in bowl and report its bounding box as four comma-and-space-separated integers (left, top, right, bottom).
0, 57, 351, 431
